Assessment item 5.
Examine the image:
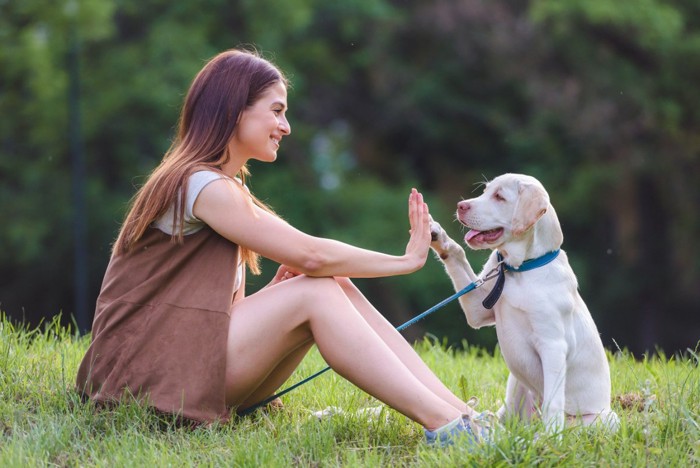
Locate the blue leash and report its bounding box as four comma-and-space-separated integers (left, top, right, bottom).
238, 265, 503, 416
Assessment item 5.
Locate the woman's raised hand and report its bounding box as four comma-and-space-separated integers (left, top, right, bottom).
404, 188, 431, 273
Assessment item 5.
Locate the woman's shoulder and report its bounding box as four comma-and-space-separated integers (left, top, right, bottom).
190, 168, 227, 184
189, 168, 244, 189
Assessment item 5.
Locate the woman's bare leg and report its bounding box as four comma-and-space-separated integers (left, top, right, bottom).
236, 339, 313, 410
225, 275, 462, 430
335, 277, 477, 417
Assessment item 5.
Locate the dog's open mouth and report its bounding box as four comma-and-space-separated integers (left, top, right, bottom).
465, 227, 504, 244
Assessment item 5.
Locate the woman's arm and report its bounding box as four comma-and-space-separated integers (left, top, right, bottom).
193, 178, 431, 278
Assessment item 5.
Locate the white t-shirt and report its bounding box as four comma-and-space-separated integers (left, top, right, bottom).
153, 170, 245, 292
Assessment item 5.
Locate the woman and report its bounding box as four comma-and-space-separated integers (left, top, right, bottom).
76, 49, 489, 446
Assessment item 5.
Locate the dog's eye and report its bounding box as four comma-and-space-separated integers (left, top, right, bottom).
494, 192, 506, 202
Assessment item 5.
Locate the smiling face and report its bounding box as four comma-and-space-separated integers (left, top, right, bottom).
227, 81, 291, 163
457, 179, 514, 249
457, 174, 549, 250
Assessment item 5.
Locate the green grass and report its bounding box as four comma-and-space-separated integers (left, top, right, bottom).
1, 314, 698, 467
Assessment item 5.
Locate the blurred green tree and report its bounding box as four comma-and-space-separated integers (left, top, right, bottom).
1, 0, 697, 353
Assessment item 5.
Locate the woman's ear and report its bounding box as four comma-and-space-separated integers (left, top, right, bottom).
511, 182, 549, 236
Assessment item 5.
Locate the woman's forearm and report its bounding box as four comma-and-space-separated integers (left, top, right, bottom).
295, 236, 425, 279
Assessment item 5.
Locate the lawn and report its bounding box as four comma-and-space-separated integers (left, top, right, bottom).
1, 314, 698, 466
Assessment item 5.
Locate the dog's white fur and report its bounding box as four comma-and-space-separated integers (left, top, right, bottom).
430, 173, 618, 432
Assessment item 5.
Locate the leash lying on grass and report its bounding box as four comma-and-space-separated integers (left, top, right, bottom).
239, 263, 503, 416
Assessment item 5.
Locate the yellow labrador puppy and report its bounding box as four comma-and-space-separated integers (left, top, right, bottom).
429, 173, 618, 433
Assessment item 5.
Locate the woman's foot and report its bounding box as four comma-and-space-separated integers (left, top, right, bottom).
424, 417, 473, 447
425, 413, 497, 448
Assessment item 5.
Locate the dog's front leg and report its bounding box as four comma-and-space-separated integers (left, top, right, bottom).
430, 219, 495, 328
538, 341, 568, 433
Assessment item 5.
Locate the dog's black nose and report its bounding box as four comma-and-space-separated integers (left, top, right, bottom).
431, 231, 438, 242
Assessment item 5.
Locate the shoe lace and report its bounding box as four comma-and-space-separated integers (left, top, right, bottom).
463, 396, 500, 441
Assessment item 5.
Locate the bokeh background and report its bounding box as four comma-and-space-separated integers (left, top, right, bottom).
1, 0, 698, 356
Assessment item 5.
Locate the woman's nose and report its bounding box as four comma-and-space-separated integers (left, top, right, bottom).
279, 117, 291, 135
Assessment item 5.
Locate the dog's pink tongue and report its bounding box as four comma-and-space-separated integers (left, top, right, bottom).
465, 229, 481, 242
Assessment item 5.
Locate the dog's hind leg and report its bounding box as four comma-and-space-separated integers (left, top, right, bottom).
499, 373, 538, 423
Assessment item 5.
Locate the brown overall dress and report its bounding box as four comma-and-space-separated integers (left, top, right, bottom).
76, 226, 239, 423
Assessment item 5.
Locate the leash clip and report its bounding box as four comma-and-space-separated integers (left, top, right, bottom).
479, 261, 504, 286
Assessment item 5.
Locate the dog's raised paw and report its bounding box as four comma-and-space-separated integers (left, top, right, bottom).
429, 220, 444, 242
429, 218, 462, 260
430, 220, 452, 252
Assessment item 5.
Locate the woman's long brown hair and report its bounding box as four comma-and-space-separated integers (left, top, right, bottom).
113, 49, 286, 274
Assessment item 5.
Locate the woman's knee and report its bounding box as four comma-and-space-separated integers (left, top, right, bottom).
291, 275, 347, 305
296, 275, 340, 290
293, 276, 367, 322
289, 275, 355, 296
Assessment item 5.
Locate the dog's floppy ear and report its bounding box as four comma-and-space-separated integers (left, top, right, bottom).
511, 182, 549, 236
